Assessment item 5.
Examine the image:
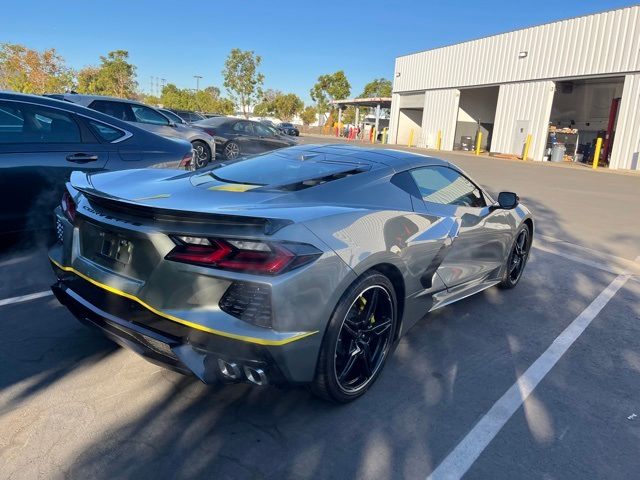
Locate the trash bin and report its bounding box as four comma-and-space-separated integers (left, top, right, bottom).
551, 144, 566, 162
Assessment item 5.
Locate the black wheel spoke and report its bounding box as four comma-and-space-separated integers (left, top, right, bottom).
342, 321, 358, 337
367, 318, 392, 336
361, 289, 379, 323
360, 343, 373, 376
338, 345, 360, 381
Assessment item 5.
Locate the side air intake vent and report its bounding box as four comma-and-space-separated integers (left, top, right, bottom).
219, 281, 272, 328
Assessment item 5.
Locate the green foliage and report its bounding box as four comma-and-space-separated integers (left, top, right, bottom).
254, 90, 303, 121
360, 78, 392, 98
76, 50, 137, 98
342, 106, 356, 124
222, 49, 264, 118
0, 43, 73, 94
300, 106, 317, 126
160, 83, 234, 114
310, 71, 351, 114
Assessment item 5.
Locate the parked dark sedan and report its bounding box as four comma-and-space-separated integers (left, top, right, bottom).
278, 122, 300, 136
170, 109, 206, 124
0, 92, 193, 236
192, 117, 297, 159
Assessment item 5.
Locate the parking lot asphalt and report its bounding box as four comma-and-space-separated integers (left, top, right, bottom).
1, 144, 639, 479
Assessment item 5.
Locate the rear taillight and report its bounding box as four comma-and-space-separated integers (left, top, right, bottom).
202, 128, 216, 136
61, 191, 77, 222
165, 236, 321, 275
179, 151, 194, 169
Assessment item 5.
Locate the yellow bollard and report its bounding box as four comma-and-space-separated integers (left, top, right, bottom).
371, 127, 377, 143
436, 130, 442, 150
408, 129, 414, 147
522, 134, 532, 161
382, 128, 388, 144
475, 131, 482, 155
592, 137, 603, 169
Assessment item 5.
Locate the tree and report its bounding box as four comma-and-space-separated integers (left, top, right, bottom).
254, 90, 303, 121
342, 106, 356, 124
76, 66, 101, 94
0, 43, 73, 94
360, 78, 392, 98
222, 49, 264, 118
76, 50, 137, 98
300, 106, 317, 126
160, 83, 235, 115
310, 70, 351, 117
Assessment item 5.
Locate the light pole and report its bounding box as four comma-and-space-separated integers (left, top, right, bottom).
194, 75, 203, 92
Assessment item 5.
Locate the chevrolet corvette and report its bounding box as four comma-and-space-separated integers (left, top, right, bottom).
49, 144, 533, 402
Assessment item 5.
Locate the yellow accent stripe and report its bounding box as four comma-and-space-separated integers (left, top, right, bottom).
208, 184, 258, 192
133, 194, 171, 201
49, 258, 317, 346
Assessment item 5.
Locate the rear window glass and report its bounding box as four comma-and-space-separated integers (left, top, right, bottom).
193, 117, 229, 127
88, 121, 126, 142
212, 150, 364, 186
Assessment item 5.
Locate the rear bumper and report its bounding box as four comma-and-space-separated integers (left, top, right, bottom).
51, 267, 321, 386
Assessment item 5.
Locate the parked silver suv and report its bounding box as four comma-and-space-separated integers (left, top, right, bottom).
49, 94, 217, 169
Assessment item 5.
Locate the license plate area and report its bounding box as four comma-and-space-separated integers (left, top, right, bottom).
98, 232, 133, 266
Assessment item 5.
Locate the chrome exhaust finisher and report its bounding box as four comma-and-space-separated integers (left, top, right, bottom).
244, 366, 268, 386
217, 359, 242, 380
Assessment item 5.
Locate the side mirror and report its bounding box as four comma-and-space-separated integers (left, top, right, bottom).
497, 191, 519, 209
168, 121, 177, 128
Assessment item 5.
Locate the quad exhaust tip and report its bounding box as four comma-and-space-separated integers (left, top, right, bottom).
217, 359, 242, 380
216, 359, 268, 386
243, 366, 268, 386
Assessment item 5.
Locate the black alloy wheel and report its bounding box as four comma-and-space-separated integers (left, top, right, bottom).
499, 224, 531, 289
335, 285, 394, 392
312, 272, 397, 402
192, 140, 211, 169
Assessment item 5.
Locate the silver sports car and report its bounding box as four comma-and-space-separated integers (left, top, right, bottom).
49, 144, 533, 402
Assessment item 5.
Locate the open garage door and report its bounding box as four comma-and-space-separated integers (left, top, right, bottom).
394, 93, 424, 145
548, 77, 624, 166
454, 86, 499, 152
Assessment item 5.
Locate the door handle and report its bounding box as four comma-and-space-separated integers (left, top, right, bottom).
66, 153, 99, 163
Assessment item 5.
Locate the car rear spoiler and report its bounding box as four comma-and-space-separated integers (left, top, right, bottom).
69, 171, 293, 235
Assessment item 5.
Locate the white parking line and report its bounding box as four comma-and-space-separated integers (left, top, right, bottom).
0, 290, 53, 308
427, 273, 631, 480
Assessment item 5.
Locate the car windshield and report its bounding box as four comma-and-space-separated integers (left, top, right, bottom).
211, 150, 361, 186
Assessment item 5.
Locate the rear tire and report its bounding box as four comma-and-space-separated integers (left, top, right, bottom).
498, 223, 531, 289
312, 272, 397, 403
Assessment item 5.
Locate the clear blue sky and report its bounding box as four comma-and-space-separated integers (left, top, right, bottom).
1, 0, 635, 103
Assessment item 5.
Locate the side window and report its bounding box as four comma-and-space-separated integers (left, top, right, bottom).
410, 166, 486, 208
254, 123, 274, 137
131, 105, 169, 125
0, 101, 81, 144
88, 121, 127, 143
232, 122, 253, 134
89, 100, 135, 122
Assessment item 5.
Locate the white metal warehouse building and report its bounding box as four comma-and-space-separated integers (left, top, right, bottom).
388, 5, 640, 170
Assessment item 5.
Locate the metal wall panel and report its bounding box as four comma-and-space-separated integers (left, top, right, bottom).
419, 89, 460, 149
609, 74, 640, 170
393, 6, 640, 93
491, 81, 556, 161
